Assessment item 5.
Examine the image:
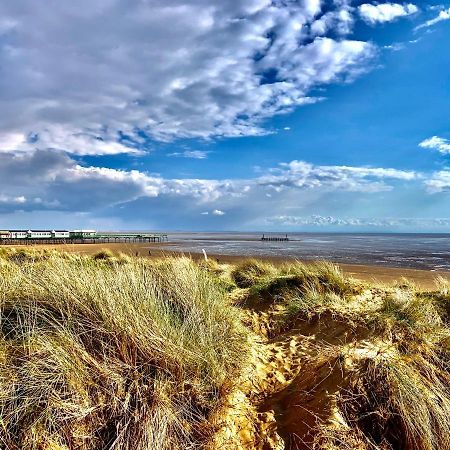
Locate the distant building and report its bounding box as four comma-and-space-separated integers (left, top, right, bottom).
0, 229, 96, 239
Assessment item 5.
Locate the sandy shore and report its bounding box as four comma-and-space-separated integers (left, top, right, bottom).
4, 241, 449, 290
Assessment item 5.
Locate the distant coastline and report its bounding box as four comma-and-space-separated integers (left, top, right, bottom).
158, 232, 450, 272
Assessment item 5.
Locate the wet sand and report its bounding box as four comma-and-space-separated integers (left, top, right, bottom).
5, 241, 449, 290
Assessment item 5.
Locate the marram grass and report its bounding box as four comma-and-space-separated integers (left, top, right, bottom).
1, 249, 450, 449
0, 250, 247, 449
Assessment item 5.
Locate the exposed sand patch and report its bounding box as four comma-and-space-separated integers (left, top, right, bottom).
211, 289, 398, 450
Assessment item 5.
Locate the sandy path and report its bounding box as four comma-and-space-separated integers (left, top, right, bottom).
212, 305, 373, 449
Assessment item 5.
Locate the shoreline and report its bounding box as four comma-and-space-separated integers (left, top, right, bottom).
165, 250, 450, 290
3, 241, 449, 290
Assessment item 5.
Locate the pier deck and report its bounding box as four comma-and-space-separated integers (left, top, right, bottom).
261, 234, 289, 242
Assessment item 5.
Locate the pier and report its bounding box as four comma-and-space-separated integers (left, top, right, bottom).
261, 234, 289, 242
0, 233, 168, 245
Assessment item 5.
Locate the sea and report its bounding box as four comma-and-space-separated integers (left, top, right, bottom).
157, 232, 450, 271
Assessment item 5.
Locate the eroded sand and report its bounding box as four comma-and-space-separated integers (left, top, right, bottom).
211, 290, 395, 449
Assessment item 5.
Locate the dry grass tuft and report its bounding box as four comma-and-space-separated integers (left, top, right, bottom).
249, 261, 360, 317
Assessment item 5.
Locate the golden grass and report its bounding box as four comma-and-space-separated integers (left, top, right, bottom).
0, 250, 247, 449
1, 250, 450, 449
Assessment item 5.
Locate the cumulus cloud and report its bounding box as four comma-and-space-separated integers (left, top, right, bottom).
257, 160, 417, 193
0, 151, 247, 211
0, 0, 377, 154
1, 150, 448, 228
0, 128, 142, 156
0, 195, 26, 205
425, 171, 450, 193
415, 6, 450, 30
359, 3, 419, 24
0, 151, 422, 216
419, 136, 450, 154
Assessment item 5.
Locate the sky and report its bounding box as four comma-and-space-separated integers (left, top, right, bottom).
0, 0, 450, 232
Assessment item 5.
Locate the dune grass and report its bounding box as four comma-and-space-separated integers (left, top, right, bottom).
226, 258, 450, 449
0, 250, 247, 449
336, 352, 450, 450
1, 250, 450, 449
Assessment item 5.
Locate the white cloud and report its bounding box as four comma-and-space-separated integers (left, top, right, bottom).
419, 136, 450, 154
0, 149, 429, 232
0, 151, 421, 215
168, 150, 209, 159
0, 0, 377, 153
383, 42, 405, 51
0, 127, 142, 156
267, 214, 450, 229
425, 171, 450, 193
257, 160, 418, 193
311, 3, 354, 36
415, 6, 450, 30
199, 210, 227, 216
359, 3, 419, 24
0, 194, 27, 205
1, 150, 448, 228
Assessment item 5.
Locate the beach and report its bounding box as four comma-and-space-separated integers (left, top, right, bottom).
7, 241, 449, 290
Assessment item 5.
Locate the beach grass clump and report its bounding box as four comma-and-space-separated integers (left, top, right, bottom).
285, 290, 346, 318
280, 261, 359, 297
0, 253, 247, 449
233, 259, 355, 295
230, 258, 277, 288
0, 246, 60, 263
373, 288, 449, 349
337, 352, 450, 450
240, 261, 359, 314
198, 259, 236, 292
92, 248, 131, 265
92, 247, 115, 260
428, 277, 450, 325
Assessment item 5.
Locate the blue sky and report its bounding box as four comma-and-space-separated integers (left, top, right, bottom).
1, 0, 450, 231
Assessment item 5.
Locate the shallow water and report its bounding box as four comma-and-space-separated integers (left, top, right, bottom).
160, 232, 450, 271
